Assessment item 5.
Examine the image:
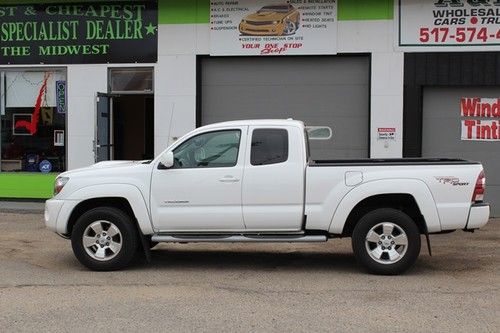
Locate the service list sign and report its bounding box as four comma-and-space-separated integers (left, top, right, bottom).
398, 0, 500, 50
0, 1, 158, 64
210, 0, 337, 56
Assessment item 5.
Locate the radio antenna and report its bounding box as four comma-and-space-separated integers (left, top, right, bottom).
166, 102, 175, 148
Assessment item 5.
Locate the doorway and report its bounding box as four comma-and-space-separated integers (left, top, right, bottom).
95, 67, 154, 162
95, 94, 154, 162
113, 95, 154, 160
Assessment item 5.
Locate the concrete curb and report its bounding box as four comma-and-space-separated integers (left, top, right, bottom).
0, 201, 45, 214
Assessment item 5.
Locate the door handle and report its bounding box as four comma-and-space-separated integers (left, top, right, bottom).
218, 176, 240, 183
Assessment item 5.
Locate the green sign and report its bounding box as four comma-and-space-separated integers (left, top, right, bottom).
0, 1, 158, 64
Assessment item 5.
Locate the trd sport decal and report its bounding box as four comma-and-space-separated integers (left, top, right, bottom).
435, 176, 469, 186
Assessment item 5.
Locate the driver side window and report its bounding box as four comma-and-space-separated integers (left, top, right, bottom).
172, 130, 241, 169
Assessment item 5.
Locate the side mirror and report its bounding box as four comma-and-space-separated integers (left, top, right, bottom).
159, 151, 174, 168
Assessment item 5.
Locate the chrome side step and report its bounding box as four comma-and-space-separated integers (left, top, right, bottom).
151, 234, 328, 243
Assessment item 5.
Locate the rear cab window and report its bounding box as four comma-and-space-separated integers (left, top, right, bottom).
251, 129, 289, 166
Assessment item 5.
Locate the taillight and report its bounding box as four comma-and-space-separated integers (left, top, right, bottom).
472, 170, 485, 203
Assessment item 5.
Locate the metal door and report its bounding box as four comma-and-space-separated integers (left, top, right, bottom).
95, 93, 113, 162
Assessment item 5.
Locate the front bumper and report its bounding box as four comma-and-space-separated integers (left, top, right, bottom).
44, 199, 64, 232
465, 203, 490, 230
44, 198, 79, 236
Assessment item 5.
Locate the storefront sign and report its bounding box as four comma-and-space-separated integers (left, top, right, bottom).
210, 0, 337, 56
461, 97, 500, 141
56, 81, 66, 114
398, 0, 500, 51
0, 1, 158, 64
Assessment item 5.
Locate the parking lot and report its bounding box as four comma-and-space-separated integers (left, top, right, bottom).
0, 211, 498, 332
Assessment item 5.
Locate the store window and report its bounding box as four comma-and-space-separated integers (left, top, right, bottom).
109, 68, 154, 93
0, 69, 67, 173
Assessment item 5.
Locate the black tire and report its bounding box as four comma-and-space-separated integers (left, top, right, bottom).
352, 208, 421, 275
71, 207, 138, 271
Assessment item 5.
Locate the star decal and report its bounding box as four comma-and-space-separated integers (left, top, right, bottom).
145, 23, 157, 36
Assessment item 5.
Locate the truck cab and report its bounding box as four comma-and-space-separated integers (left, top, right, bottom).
151, 121, 306, 232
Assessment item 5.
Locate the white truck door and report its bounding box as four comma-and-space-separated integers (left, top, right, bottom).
150, 127, 247, 231
242, 126, 305, 231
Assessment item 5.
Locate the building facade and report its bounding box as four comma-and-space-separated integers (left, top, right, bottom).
0, 0, 498, 215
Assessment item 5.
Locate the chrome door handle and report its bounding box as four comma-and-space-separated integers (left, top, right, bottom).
218, 177, 240, 183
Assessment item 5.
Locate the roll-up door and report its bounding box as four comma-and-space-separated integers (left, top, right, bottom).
200, 56, 370, 160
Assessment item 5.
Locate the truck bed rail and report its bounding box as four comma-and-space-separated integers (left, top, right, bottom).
310, 158, 480, 167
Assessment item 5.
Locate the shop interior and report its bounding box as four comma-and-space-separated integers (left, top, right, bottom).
0, 70, 66, 173
112, 95, 154, 161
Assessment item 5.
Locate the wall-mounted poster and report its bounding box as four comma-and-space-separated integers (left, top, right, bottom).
210, 0, 337, 56
377, 128, 396, 141
397, 0, 500, 51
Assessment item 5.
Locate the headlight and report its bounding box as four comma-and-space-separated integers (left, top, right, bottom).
54, 177, 69, 196
272, 21, 280, 24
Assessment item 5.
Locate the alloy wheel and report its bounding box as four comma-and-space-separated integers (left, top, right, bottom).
364, 222, 409, 265
82, 220, 123, 261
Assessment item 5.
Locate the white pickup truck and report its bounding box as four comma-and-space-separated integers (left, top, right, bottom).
45, 120, 490, 275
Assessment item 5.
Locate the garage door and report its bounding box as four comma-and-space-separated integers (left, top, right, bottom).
422, 87, 500, 216
200, 56, 370, 160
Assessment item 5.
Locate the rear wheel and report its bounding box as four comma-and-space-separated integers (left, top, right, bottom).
71, 207, 138, 271
352, 208, 421, 275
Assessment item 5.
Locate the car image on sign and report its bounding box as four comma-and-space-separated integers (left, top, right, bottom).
239, 4, 300, 36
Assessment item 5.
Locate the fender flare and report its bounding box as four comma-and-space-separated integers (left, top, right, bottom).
328, 179, 442, 234
65, 184, 154, 235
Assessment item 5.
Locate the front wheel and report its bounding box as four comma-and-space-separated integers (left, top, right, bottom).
71, 207, 138, 271
352, 208, 421, 275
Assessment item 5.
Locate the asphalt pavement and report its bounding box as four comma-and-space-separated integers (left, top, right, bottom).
0, 210, 498, 332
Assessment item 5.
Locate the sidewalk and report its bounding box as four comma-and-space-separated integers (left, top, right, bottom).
0, 201, 45, 214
